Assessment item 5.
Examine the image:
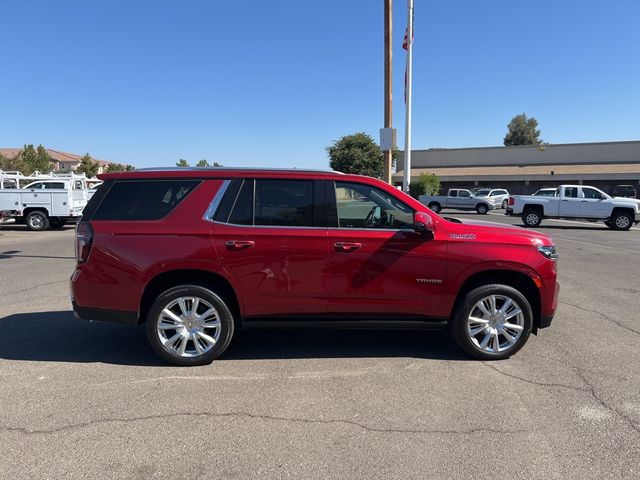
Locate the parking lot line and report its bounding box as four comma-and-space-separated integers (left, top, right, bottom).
551, 237, 640, 255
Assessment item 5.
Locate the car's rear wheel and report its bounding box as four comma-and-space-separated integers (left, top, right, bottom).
428, 202, 441, 213
450, 284, 533, 360
501, 199, 508, 209
522, 208, 542, 227
476, 203, 489, 215
25, 211, 49, 231
610, 211, 632, 231
146, 285, 235, 366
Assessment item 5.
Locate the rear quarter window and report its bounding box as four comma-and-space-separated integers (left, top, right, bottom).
91, 180, 201, 221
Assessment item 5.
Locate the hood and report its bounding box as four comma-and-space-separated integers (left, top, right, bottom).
612, 196, 640, 205
440, 217, 555, 246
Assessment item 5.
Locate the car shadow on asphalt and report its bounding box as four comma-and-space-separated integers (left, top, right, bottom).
0, 250, 75, 260
0, 225, 75, 232
0, 311, 468, 365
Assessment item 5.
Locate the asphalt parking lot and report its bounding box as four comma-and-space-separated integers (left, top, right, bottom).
1, 213, 639, 480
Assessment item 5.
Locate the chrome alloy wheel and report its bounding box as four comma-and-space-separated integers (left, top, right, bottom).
29, 214, 45, 228
525, 212, 539, 225
615, 215, 630, 229
467, 294, 525, 354
157, 296, 221, 358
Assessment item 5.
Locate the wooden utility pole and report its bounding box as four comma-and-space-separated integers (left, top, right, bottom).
383, 0, 393, 184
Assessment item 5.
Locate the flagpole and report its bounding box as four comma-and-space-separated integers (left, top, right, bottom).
402, 0, 414, 193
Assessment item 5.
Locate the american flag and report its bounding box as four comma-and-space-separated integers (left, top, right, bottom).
402, 26, 413, 50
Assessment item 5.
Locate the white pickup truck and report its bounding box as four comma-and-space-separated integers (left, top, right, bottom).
419, 188, 499, 215
0, 178, 88, 230
506, 185, 640, 230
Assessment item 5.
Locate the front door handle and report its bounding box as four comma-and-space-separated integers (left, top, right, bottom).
334, 242, 362, 252
225, 240, 255, 250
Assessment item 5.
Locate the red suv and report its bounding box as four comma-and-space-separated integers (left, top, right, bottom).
71, 168, 559, 365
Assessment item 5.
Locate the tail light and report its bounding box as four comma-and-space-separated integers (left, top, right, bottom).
508, 196, 515, 206
75, 221, 94, 263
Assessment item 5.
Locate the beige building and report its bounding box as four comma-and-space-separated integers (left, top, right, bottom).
0, 147, 111, 174
393, 140, 640, 195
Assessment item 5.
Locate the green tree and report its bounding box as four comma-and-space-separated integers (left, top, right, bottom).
0, 152, 26, 174
176, 158, 189, 167
196, 159, 210, 167
326, 132, 383, 178
76, 153, 100, 177
34, 145, 52, 172
21, 144, 37, 173
409, 172, 441, 197
125, 164, 135, 171
503, 113, 543, 146
107, 163, 127, 172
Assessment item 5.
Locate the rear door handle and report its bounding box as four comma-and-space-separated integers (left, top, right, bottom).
334, 242, 362, 252
225, 240, 255, 250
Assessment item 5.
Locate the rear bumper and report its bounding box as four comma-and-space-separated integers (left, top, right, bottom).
539, 314, 554, 329
72, 300, 138, 325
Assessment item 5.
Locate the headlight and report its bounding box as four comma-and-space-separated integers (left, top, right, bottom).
537, 245, 558, 260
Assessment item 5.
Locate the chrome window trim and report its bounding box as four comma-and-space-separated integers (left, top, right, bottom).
211, 220, 407, 233
203, 179, 231, 222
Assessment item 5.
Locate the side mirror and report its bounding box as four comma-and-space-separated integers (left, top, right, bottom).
414, 211, 435, 237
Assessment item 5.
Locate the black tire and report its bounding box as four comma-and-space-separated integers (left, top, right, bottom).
428, 202, 441, 213
604, 220, 613, 229
449, 284, 533, 360
49, 217, 67, 229
610, 211, 633, 231
501, 199, 508, 209
25, 211, 49, 231
522, 208, 542, 227
146, 284, 235, 366
476, 203, 489, 215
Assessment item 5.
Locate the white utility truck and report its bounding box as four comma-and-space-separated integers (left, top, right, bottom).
506, 185, 640, 230
0, 170, 90, 230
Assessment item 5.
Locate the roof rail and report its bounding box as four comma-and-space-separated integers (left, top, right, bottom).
134, 166, 343, 174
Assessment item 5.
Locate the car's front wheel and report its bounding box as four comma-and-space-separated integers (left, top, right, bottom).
610, 211, 633, 231
450, 284, 533, 360
146, 285, 235, 366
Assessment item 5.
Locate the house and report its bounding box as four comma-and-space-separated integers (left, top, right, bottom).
0, 147, 112, 174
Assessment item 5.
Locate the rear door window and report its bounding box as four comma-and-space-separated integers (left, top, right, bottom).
254, 180, 314, 227
564, 187, 578, 198
92, 180, 201, 220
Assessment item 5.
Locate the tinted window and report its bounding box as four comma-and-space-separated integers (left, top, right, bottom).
459, 190, 471, 198
582, 188, 604, 199
564, 187, 578, 198
228, 179, 254, 225
27, 182, 44, 189
449, 190, 458, 197
254, 180, 314, 227
92, 180, 200, 221
45, 182, 65, 189
335, 181, 414, 229
475, 189, 490, 196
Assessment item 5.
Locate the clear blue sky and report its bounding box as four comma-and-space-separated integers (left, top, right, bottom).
1, 0, 639, 168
